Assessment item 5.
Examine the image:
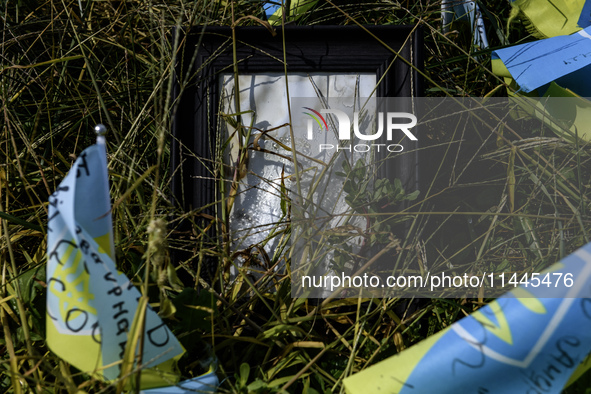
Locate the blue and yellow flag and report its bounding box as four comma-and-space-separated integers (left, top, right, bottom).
490, 2, 591, 144
343, 243, 591, 393
492, 25, 591, 96
494, 0, 591, 95
508, 0, 591, 39
46, 127, 185, 386
493, 0, 591, 96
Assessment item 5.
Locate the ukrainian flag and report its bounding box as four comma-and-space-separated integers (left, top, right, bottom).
508, 0, 591, 39
343, 244, 591, 393
46, 125, 187, 389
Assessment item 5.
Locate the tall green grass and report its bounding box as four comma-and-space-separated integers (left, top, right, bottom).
1, 0, 590, 392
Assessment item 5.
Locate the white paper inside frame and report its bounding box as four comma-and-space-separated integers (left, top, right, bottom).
219, 73, 377, 277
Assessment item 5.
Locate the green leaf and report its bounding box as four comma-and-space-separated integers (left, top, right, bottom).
259, 324, 306, 340
158, 296, 177, 319
247, 379, 267, 391
239, 362, 250, 387
0, 210, 42, 232
406, 190, 420, 201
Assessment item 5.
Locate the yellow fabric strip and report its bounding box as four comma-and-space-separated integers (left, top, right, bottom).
343, 327, 450, 394
510, 0, 586, 38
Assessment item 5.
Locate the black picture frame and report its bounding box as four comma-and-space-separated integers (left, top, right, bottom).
170, 25, 424, 266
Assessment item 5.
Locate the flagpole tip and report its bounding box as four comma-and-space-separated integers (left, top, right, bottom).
94, 124, 107, 136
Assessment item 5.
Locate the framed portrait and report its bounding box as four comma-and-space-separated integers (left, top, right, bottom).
171, 25, 423, 288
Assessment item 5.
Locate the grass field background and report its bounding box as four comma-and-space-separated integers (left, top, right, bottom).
2, 0, 591, 392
